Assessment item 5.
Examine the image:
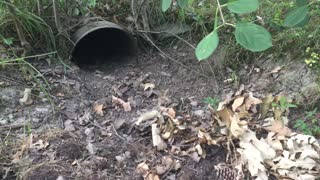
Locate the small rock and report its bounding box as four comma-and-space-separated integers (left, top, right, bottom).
64, 120, 75, 132
86, 142, 97, 155
32, 118, 40, 123
113, 118, 125, 130
85, 127, 95, 140
125, 151, 131, 158
115, 155, 125, 163
193, 110, 204, 117
8, 114, 14, 120
41, 98, 49, 103
190, 101, 198, 107
56, 176, 64, 180
160, 72, 172, 77
167, 174, 176, 180
19, 88, 33, 105
15, 117, 26, 124
103, 75, 115, 81
84, 100, 91, 106
35, 105, 51, 114
0, 118, 9, 125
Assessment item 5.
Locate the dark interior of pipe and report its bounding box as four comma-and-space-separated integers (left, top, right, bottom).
71, 28, 135, 66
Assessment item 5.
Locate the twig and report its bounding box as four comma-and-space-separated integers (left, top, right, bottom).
142, 33, 209, 78
216, 0, 225, 25
111, 125, 126, 141
88, 120, 127, 142
36, 0, 41, 16
1, 51, 57, 63
137, 30, 195, 49
52, 0, 62, 33
0, 124, 25, 130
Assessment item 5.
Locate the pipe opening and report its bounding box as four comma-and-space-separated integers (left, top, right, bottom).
71, 26, 135, 66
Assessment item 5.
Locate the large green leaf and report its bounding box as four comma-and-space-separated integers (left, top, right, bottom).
162, 0, 172, 12
293, 16, 309, 28
235, 22, 272, 52
177, 0, 188, 8
227, 0, 259, 14
296, 0, 308, 6
284, 6, 309, 27
196, 31, 219, 61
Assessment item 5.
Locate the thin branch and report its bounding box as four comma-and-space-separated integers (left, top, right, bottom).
216, 0, 225, 25
36, 0, 41, 16
142, 33, 209, 78
0, 124, 25, 129
52, 0, 62, 33
137, 30, 195, 49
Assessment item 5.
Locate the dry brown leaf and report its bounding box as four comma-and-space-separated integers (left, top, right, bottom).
143, 83, 155, 91
237, 105, 250, 119
146, 174, 160, 180
198, 129, 217, 145
112, 96, 131, 112
244, 92, 262, 110
195, 144, 206, 158
30, 139, 49, 150
152, 123, 167, 150
266, 132, 283, 150
137, 162, 149, 175
216, 108, 234, 127
189, 151, 201, 162
266, 120, 292, 136
56, 93, 65, 97
136, 110, 160, 125
235, 84, 245, 96
94, 103, 104, 116
137, 162, 160, 180
160, 107, 176, 118
167, 108, 176, 118
155, 156, 175, 175
238, 130, 276, 180
260, 94, 273, 119
230, 115, 245, 138
273, 108, 283, 121
232, 96, 245, 111
269, 66, 282, 74
161, 119, 174, 140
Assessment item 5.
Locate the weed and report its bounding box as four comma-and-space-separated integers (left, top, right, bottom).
203, 97, 220, 110
272, 96, 297, 111
304, 47, 320, 68
294, 108, 320, 137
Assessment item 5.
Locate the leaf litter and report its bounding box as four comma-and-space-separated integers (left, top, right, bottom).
136, 86, 320, 179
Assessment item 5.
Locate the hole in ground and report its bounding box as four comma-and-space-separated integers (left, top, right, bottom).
71, 28, 136, 66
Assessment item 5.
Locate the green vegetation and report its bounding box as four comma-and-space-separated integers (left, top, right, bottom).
271, 96, 297, 111
161, 0, 319, 62
294, 108, 320, 137
203, 97, 220, 110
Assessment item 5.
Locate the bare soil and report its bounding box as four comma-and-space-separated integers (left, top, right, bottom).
0, 47, 226, 180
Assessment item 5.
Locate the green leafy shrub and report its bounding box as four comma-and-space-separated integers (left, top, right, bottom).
161, 0, 319, 61
294, 108, 320, 137
271, 97, 297, 111
203, 97, 220, 110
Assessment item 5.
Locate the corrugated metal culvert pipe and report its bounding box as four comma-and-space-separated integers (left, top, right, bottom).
71, 21, 136, 65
